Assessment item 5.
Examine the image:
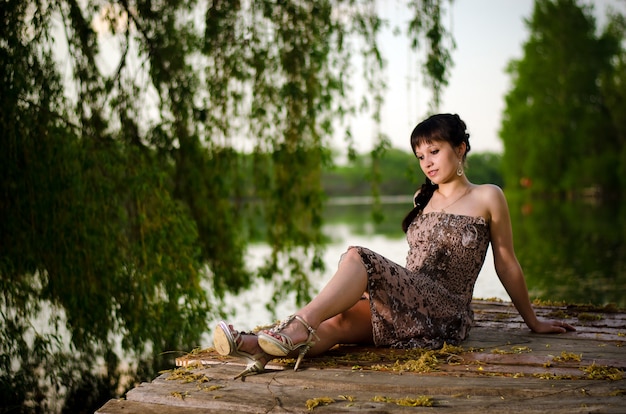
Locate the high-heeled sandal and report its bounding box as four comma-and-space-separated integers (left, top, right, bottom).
257, 315, 319, 371
213, 321, 268, 380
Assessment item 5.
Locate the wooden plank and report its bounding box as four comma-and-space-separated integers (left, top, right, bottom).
97, 300, 626, 413
96, 399, 236, 414
100, 365, 625, 413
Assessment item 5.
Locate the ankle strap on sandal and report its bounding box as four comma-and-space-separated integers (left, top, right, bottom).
293, 315, 320, 342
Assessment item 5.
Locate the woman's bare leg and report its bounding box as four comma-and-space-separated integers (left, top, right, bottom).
231, 248, 371, 360
263, 247, 371, 350
236, 298, 373, 358
306, 298, 373, 355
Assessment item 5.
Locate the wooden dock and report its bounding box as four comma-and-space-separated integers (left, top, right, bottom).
97, 300, 626, 413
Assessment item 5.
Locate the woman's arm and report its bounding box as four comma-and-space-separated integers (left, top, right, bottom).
484, 185, 575, 334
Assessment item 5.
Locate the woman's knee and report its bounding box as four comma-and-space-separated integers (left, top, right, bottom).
340, 247, 365, 270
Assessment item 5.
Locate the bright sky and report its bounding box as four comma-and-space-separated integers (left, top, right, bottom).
347, 0, 625, 155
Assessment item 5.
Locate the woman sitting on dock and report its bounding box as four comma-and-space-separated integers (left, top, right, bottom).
213, 113, 576, 379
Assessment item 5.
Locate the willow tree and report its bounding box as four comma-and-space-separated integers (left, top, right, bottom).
1, 0, 453, 412
500, 0, 625, 194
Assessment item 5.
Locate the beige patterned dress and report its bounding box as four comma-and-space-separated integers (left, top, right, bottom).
352, 212, 490, 349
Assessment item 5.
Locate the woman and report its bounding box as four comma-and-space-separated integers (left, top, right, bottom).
213, 113, 575, 379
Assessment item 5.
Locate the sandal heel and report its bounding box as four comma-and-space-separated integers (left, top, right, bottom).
234, 359, 265, 380
294, 345, 312, 371
257, 315, 319, 372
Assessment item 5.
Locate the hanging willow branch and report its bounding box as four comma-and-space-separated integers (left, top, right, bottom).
1, 1, 454, 409
3, 0, 456, 323
408, 0, 455, 111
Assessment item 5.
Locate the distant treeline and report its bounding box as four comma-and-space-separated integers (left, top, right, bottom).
322, 148, 504, 197
230, 147, 503, 200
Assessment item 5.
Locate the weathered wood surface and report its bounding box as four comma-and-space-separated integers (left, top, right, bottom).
97, 300, 626, 413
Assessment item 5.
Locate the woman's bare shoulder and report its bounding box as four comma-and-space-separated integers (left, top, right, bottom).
473, 183, 505, 199
470, 184, 507, 222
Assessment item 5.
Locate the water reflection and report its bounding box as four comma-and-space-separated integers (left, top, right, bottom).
324, 195, 626, 307
327, 193, 626, 308
4, 195, 624, 413
323, 196, 410, 239
507, 194, 626, 307
220, 221, 509, 331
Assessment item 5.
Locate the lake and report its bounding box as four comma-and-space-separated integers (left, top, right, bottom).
5, 194, 624, 413
215, 194, 626, 331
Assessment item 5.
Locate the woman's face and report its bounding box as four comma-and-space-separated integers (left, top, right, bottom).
414, 140, 463, 185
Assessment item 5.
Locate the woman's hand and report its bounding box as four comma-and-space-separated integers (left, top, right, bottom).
530, 319, 576, 334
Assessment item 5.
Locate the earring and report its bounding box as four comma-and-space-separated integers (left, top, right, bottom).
456, 160, 463, 176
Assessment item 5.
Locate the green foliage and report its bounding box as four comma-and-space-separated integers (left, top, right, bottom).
323, 148, 503, 197
466, 152, 504, 187
408, 0, 455, 111
1, 114, 209, 412
1, 0, 456, 412
507, 193, 626, 307
324, 148, 420, 197
600, 12, 626, 190
500, 0, 625, 195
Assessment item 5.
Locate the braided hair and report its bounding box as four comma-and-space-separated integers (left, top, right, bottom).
401, 114, 471, 233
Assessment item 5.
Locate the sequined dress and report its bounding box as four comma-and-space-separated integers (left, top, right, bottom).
353, 212, 490, 349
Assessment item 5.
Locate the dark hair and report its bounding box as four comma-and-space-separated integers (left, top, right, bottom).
401, 114, 471, 233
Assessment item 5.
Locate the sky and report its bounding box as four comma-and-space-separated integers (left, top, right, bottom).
346, 0, 625, 155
